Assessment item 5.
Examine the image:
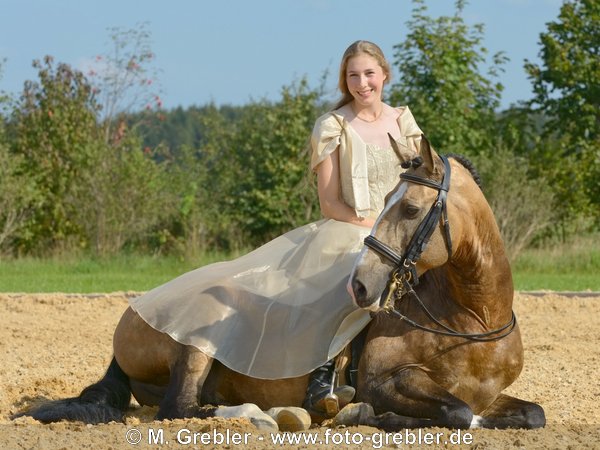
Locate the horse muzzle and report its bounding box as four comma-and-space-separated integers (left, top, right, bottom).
348, 252, 387, 311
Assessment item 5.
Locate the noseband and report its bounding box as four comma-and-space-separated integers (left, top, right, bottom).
363, 154, 516, 342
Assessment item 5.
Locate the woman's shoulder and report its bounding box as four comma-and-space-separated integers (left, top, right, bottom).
312, 110, 345, 137
310, 110, 346, 170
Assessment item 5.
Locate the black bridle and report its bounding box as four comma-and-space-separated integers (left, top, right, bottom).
365, 155, 453, 286
363, 154, 516, 342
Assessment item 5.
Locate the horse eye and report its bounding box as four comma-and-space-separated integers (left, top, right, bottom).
404, 204, 420, 218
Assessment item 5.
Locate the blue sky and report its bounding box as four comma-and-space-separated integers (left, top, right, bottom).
1, 0, 563, 111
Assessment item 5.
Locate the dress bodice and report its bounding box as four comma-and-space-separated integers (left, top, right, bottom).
311, 107, 422, 219
340, 143, 401, 219
366, 143, 402, 217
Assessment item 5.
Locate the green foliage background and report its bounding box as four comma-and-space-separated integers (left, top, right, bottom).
0, 0, 597, 264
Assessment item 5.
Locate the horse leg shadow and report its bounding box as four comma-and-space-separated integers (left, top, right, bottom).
476, 393, 545, 429
155, 345, 216, 420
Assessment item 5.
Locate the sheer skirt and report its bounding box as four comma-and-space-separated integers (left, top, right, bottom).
129, 219, 372, 379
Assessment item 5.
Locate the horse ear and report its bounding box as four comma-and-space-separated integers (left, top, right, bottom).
419, 135, 438, 173
388, 133, 414, 165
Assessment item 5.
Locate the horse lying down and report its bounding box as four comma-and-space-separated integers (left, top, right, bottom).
21, 137, 545, 431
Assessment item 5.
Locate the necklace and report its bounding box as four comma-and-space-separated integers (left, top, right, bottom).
352, 104, 383, 123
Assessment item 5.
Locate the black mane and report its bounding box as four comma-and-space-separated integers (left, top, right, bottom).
446, 153, 483, 190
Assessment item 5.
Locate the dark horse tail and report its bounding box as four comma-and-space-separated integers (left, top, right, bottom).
26, 357, 131, 424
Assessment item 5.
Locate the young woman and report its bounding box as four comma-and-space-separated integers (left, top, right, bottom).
303, 40, 423, 414
129, 40, 423, 418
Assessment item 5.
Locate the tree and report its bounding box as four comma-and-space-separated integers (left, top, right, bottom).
389, 0, 507, 156
70, 133, 172, 256
86, 23, 162, 143
0, 57, 9, 107
474, 143, 555, 260
524, 0, 599, 230
525, 0, 599, 142
11, 56, 101, 252
0, 61, 38, 256
388, 0, 568, 251
161, 105, 240, 254
11, 54, 171, 256
0, 123, 40, 256
225, 78, 325, 246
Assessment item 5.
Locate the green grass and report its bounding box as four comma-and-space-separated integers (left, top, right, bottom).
512, 234, 600, 291
0, 252, 242, 293
512, 272, 598, 291
0, 235, 598, 293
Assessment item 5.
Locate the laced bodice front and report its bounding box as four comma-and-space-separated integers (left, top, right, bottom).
366, 143, 402, 216
342, 144, 402, 218
339, 143, 401, 219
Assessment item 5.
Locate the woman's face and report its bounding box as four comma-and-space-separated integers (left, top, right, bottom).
345, 53, 387, 107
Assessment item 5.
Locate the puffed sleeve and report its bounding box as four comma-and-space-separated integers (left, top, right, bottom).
397, 105, 423, 154
310, 112, 343, 171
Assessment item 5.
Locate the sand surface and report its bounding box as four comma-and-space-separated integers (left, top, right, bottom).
2, 292, 599, 449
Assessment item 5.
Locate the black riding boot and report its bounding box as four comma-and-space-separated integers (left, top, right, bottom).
302, 359, 355, 418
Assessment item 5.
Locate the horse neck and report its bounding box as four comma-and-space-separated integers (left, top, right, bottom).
444, 205, 514, 327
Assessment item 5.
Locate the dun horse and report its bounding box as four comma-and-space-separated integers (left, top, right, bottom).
24, 137, 544, 430
345, 136, 545, 429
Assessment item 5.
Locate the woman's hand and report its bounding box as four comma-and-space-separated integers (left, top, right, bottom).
315, 148, 375, 229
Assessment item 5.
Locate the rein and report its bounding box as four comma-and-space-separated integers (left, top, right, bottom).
363, 154, 516, 342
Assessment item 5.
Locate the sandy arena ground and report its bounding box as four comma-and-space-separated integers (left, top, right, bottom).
1, 292, 599, 449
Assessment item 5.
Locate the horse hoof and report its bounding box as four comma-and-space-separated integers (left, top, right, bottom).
266, 407, 312, 432
214, 403, 279, 432
304, 385, 356, 423
333, 402, 374, 427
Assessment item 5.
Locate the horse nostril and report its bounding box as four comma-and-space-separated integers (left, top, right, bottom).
352, 278, 367, 303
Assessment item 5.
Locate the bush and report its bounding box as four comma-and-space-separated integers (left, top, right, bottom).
70, 134, 173, 256
474, 144, 555, 260
0, 137, 38, 256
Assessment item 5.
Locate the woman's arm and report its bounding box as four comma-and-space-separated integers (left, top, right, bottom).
315, 148, 375, 229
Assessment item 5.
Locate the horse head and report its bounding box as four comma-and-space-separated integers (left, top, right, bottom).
349, 135, 468, 311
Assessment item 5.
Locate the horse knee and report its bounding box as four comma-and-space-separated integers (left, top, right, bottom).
440, 402, 473, 429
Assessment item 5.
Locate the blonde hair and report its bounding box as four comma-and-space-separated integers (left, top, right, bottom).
333, 40, 391, 110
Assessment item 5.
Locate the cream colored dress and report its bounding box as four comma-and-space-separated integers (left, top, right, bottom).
130, 107, 422, 379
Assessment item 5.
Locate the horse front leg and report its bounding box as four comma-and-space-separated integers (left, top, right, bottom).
156, 345, 214, 420
340, 367, 474, 430
476, 393, 545, 429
